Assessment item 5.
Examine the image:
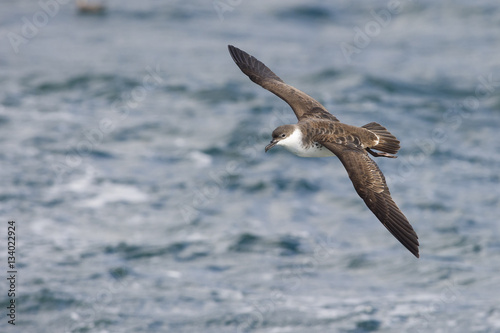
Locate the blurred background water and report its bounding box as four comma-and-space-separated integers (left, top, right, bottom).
1, 0, 500, 332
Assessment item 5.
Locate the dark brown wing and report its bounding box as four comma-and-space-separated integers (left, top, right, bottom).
320, 141, 420, 258
228, 45, 338, 122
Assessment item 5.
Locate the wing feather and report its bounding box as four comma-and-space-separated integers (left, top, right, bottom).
320, 141, 420, 258
228, 45, 338, 122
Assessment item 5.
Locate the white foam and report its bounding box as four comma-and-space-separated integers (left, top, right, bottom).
188, 150, 212, 167
80, 183, 148, 208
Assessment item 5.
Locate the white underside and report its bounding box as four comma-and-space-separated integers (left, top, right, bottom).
277, 128, 335, 158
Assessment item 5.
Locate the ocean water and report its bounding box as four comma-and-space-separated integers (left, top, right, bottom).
1, 0, 500, 332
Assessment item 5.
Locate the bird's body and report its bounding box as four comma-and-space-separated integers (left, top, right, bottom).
228, 45, 420, 258
275, 125, 334, 158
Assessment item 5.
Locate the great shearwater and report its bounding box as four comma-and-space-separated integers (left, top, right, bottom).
228, 45, 419, 258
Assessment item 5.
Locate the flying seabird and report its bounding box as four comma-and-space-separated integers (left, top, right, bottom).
228, 45, 419, 258
76, 0, 106, 14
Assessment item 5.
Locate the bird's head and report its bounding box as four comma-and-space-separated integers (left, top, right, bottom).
265, 125, 296, 152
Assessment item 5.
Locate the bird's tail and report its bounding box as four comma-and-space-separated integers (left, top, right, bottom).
362, 122, 400, 155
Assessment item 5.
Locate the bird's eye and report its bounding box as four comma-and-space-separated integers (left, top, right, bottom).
281, 134, 286, 138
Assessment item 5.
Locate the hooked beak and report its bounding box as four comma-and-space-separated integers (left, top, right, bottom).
265, 140, 278, 153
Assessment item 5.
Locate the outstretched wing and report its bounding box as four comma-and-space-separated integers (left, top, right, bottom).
320, 141, 420, 258
228, 45, 338, 122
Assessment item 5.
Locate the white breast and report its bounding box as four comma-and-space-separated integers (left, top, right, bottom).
277, 128, 335, 158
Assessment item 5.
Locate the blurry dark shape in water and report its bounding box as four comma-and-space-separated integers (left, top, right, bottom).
351, 319, 381, 332
346, 254, 371, 269
309, 68, 341, 82
193, 82, 255, 105
229, 233, 302, 255
276, 5, 332, 22
76, 0, 106, 15
104, 241, 210, 262
109, 266, 129, 280
24, 288, 76, 312
277, 235, 302, 256
229, 233, 260, 252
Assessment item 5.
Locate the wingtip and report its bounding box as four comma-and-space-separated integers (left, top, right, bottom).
227, 45, 243, 64
407, 240, 419, 258
404, 237, 420, 258
227, 44, 240, 56
409, 231, 420, 258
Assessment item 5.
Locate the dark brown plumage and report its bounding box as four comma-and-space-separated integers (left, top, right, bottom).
228, 45, 419, 258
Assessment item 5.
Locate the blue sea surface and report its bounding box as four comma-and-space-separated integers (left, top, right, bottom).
1, 0, 500, 332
